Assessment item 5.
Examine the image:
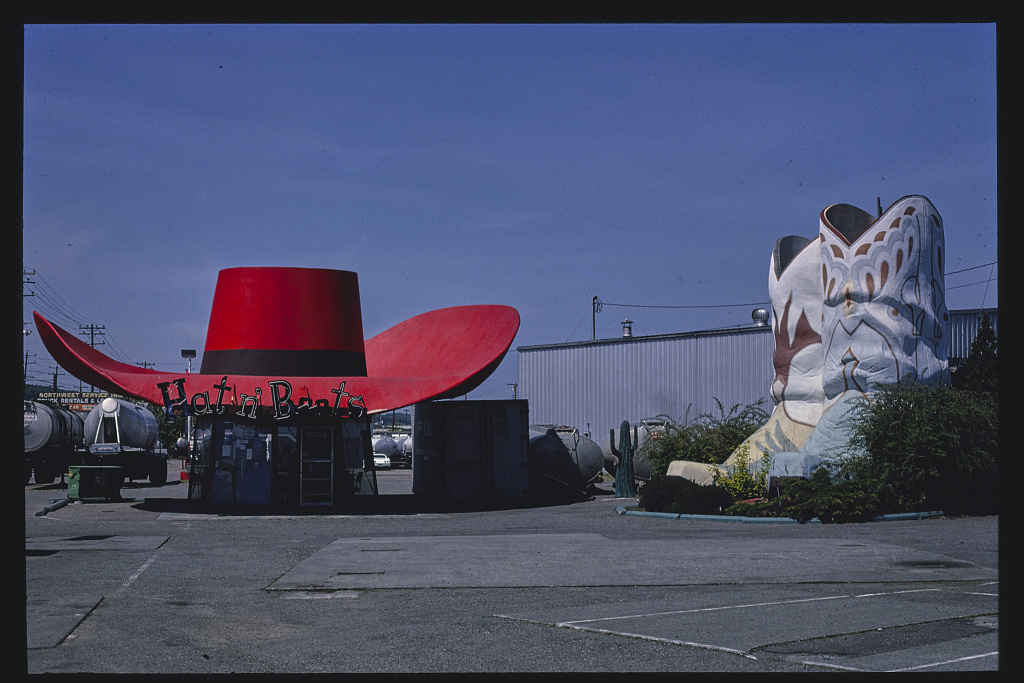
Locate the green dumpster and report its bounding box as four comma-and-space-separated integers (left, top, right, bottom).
68, 466, 124, 501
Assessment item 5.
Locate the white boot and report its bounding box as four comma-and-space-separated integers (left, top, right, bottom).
671, 234, 824, 483
770, 195, 950, 480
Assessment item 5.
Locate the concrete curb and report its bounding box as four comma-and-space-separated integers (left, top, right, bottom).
615, 505, 945, 524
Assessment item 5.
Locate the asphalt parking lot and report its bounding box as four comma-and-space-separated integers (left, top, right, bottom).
22, 461, 1002, 673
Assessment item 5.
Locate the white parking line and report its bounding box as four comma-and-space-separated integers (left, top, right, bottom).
559, 622, 758, 659
281, 591, 361, 600
496, 587, 993, 669
118, 553, 158, 592
558, 589, 940, 625
799, 659, 867, 671
492, 614, 757, 660
886, 651, 998, 671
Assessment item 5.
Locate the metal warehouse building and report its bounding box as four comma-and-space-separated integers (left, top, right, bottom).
517, 308, 997, 449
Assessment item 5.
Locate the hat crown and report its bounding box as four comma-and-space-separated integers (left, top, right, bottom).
200, 267, 367, 377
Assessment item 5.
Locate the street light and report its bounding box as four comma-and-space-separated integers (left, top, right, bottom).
180, 350, 197, 470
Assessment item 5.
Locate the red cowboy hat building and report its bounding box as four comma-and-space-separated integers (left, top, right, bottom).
35, 267, 520, 507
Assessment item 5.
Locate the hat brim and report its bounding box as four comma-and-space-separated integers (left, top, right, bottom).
33, 305, 519, 415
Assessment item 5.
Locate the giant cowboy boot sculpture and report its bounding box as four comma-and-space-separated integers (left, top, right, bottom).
667, 233, 825, 485
770, 195, 950, 481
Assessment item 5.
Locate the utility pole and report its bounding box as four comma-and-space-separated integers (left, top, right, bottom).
24, 271, 36, 340
79, 324, 106, 348
137, 361, 155, 369
23, 269, 36, 298
50, 365, 63, 391
593, 296, 603, 340
507, 382, 518, 400
78, 325, 105, 392
24, 350, 36, 380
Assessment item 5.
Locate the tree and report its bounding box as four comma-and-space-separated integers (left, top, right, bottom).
953, 311, 997, 399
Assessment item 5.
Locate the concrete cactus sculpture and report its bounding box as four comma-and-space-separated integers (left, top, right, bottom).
611, 420, 638, 498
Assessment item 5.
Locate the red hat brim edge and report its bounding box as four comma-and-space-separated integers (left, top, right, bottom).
32, 305, 519, 415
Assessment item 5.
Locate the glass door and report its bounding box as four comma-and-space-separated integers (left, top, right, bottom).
300, 427, 333, 506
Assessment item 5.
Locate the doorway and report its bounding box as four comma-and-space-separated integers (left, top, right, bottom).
300, 426, 333, 506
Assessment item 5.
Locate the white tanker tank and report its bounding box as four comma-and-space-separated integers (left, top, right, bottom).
83, 397, 167, 485
391, 434, 412, 468
24, 400, 85, 484
371, 434, 398, 457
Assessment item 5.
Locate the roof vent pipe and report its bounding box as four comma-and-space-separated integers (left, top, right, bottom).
621, 319, 633, 337
752, 308, 770, 327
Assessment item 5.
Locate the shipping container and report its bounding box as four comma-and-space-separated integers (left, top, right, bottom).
412, 400, 529, 499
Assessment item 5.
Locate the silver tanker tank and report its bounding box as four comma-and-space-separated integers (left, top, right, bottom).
25, 400, 84, 453
83, 397, 166, 485
372, 434, 398, 457
391, 434, 412, 468
24, 400, 85, 483
84, 397, 159, 450
528, 424, 605, 497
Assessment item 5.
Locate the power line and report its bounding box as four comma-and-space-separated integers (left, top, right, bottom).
945, 260, 997, 276
947, 277, 998, 292
600, 301, 770, 310
597, 261, 998, 311
26, 271, 102, 327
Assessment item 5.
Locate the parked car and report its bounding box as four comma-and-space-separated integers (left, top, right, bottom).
373, 453, 391, 469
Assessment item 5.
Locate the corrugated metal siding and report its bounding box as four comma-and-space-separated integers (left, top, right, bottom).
518, 327, 773, 448
947, 308, 998, 362
518, 308, 996, 449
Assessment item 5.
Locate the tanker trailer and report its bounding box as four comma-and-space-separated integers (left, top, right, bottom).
391, 434, 412, 469
372, 434, 399, 457
24, 400, 85, 484
83, 397, 167, 485
528, 425, 605, 498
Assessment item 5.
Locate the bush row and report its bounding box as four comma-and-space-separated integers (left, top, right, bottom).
636, 379, 998, 522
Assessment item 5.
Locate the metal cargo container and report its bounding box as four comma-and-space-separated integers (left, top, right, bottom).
412, 400, 529, 499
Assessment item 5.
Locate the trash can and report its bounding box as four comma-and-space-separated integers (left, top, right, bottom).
67, 466, 124, 501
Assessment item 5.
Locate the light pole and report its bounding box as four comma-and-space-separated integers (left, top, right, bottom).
180, 350, 196, 468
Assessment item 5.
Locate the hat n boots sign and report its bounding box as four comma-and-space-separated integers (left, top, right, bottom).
34, 267, 520, 421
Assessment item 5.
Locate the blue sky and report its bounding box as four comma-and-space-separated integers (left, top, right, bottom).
22, 23, 998, 401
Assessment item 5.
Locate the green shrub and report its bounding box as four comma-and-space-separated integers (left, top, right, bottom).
837, 382, 998, 516
712, 445, 770, 501
775, 469, 880, 523
637, 475, 735, 515
722, 498, 783, 517
641, 399, 770, 477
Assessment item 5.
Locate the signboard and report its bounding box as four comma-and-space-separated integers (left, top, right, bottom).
34, 391, 129, 412
157, 376, 367, 421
